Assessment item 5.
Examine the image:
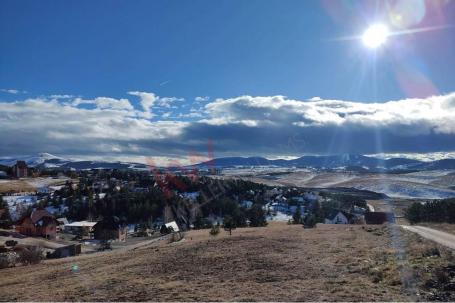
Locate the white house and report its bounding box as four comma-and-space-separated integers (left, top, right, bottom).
324, 210, 350, 224
165, 221, 180, 232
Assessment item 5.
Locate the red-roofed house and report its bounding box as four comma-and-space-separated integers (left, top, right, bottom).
15, 209, 58, 239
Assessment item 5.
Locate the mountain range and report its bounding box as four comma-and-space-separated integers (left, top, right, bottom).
1, 153, 455, 171
193, 154, 455, 171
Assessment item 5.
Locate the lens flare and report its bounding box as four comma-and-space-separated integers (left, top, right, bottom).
362, 24, 389, 48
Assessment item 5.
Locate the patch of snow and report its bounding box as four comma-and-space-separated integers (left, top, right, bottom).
267, 211, 292, 222
182, 192, 200, 201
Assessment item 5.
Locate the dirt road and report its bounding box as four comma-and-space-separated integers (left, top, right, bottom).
401, 225, 455, 250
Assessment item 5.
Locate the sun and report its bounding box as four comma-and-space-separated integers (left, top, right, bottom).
362, 24, 389, 49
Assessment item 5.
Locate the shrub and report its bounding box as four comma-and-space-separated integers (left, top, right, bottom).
0, 254, 10, 269
5, 240, 17, 247
423, 247, 441, 258
209, 225, 220, 236
167, 232, 184, 244
18, 246, 43, 265
223, 215, 236, 235
0, 252, 17, 269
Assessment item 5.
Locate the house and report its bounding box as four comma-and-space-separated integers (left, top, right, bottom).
64, 220, 97, 236
48, 244, 81, 259
270, 202, 289, 213
15, 209, 58, 239
365, 212, 396, 224
324, 210, 352, 224
56, 217, 69, 232
164, 221, 180, 232
12, 161, 28, 178
93, 216, 127, 242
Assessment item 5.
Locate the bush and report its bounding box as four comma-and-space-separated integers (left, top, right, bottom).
423, 247, 441, 258
0, 255, 10, 269
167, 232, 184, 244
5, 240, 17, 247
248, 204, 267, 227
0, 252, 17, 269
209, 225, 220, 236
18, 246, 43, 265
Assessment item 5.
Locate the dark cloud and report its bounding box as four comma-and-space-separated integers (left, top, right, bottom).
1, 92, 455, 163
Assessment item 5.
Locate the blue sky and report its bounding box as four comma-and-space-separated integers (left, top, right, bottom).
2, 0, 454, 102
1, 0, 455, 163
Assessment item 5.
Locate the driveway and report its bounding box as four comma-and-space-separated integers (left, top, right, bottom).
401, 225, 455, 250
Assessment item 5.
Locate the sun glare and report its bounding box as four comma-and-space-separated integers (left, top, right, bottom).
362, 24, 389, 49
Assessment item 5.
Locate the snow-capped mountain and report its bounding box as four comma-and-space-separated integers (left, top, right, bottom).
192, 154, 455, 171
1, 153, 455, 171
0, 153, 149, 170
0, 153, 69, 167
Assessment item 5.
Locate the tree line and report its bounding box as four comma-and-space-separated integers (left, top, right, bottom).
405, 199, 455, 224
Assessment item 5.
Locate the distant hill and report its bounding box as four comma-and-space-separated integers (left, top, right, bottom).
194, 154, 455, 171
1, 152, 455, 171
0, 153, 149, 171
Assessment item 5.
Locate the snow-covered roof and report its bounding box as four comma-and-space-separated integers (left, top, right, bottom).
165, 221, 180, 232
65, 221, 97, 227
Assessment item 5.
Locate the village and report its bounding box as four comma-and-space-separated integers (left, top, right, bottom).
0, 160, 399, 269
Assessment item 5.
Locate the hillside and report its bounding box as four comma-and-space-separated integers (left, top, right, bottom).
1, 223, 454, 301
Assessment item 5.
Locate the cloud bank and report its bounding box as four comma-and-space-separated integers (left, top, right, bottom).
1, 92, 455, 164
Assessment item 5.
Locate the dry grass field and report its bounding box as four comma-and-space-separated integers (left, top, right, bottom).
0, 180, 36, 193
0, 177, 76, 194
1, 222, 454, 301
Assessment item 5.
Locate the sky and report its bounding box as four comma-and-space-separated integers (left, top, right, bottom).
1, 0, 455, 165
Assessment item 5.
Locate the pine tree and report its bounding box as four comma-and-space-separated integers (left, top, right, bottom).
248, 204, 267, 227
292, 206, 302, 224
405, 202, 423, 224
223, 215, 236, 235
0, 196, 12, 228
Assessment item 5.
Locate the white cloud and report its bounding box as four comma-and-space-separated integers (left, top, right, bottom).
49, 94, 74, 99
204, 93, 455, 135
1, 88, 26, 94
72, 97, 134, 111
1, 92, 455, 161
128, 91, 157, 118
157, 96, 185, 108
127, 91, 184, 117
195, 96, 210, 102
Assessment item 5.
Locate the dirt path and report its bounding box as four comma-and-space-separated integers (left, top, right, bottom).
400, 225, 455, 250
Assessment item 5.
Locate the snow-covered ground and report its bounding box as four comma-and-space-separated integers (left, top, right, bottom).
3, 195, 38, 220
245, 169, 455, 199
267, 211, 293, 222
24, 177, 70, 188
351, 182, 455, 199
